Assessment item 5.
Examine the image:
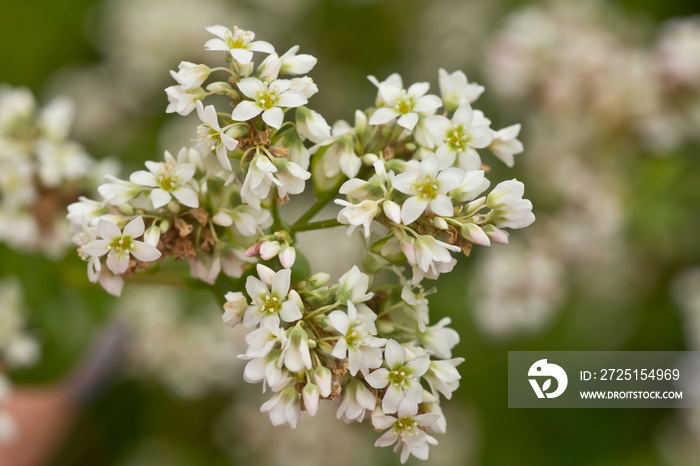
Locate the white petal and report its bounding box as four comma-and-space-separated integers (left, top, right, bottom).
429, 195, 453, 217
150, 188, 172, 209
106, 252, 130, 274
384, 340, 406, 368
276, 91, 307, 108
236, 78, 266, 99
413, 94, 442, 113
272, 269, 291, 297
130, 241, 162, 262
262, 107, 284, 129
231, 48, 254, 64
365, 368, 390, 389
123, 216, 145, 238
82, 240, 110, 257
96, 219, 121, 240
172, 187, 200, 208
397, 112, 419, 131
231, 101, 263, 122
129, 170, 158, 187
369, 107, 398, 125
401, 196, 428, 225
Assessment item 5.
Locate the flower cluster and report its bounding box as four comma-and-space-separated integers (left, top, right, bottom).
69, 25, 534, 463
0, 278, 41, 443
0, 86, 112, 257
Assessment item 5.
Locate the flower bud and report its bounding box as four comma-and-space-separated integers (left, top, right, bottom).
206, 81, 233, 95
144, 225, 161, 247
296, 107, 331, 144
382, 200, 401, 224
158, 219, 170, 233
308, 272, 330, 287
313, 366, 332, 397
433, 217, 448, 230
223, 291, 248, 327
259, 241, 281, 260
362, 152, 379, 165
213, 211, 233, 227
482, 224, 509, 245
279, 246, 296, 269
461, 223, 490, 247
302, 383, 321, 416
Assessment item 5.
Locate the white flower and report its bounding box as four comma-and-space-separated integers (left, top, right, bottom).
165, 85, 205, 116
431, 103, 494, 171
281, 325, 313, 373
170, 61, 211, 90
82, 217, 161, 275
278, 45, 317, 75
401, 235, 460, 284
391, 154, 466, 224
335, 199, 381, 238
327, 301, 386, 376
302, 383, 321, 416
97, 175, 141, 206
271, 157, 311, 198
336, 265, 373, 304
260, 386, 301, 428
449, 169, 490, 203
320, 134, 360, 179
196, 101, 239, 171
418, 317, 459, 359
289, 77, 318, 98
424, 358, 464, 400
295, 107, 331, 144
231, 78, 308, 129
365, 340, 430, 413
130, 151, 199, 209
335, 379, 376, 423
372, 402, 440, 464
438, 68, 485, 111
204, 25, 274, 65
243, 265, 303, 328
245, 317, 288, 359
313, 367, 332, 397
485, 179, 535, 229
489, 124, 523, 168
243, 350, 290, 391
223, 291, 248, 327
368, 74, 442, 131
240, 152, 280, 210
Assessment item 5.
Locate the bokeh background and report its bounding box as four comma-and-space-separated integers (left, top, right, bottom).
1, 0, 700, 464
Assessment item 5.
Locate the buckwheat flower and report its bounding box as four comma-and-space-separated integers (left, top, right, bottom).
223, 291, 248, 327
424, 358, 464, 400
165, 85, 205, 116
271, 157, 311, 198
67, 197, 109, 228
240, 153, 280, 210
130, 151, 199, 209
368, 75, 442, 131
204, 25, 274, 65
485, 179, 535, 229
431, 102, 494, 171
216, 205, 271, 236
336, 265, 373, 304
327, 301, 386, 376
279, 245, 296, 269
419, 391, 447, 434
231, 78, 308, 129
170, 61, 211, 90
335, 198, 381, 238
488, 124, 523, 168
400, 283, 430, 332
365, 339, 430, 413
97, 175, 141, 205
289, 77, 319, 99
372, 402, 440, 464
321, 134, 360, 179
242, 350, 290, 391
449, 169, 490, 203
302, 383, 321, 416
438, 68, 485, 112
313, 366, 332, 397
402, 235, 460, 284
259, 240, 282, 260
295, 107, 331, 144
260, 386, 301, 428
196, 101, 239, 171
82, 217, 161, 275
391, 154, 466, 225
245, 317, 288, 359
242, 265, 303, 328
418, 317, 459, 359
335, 379, 376, 423
281, 325, 312, 373
278, 45, 318, 75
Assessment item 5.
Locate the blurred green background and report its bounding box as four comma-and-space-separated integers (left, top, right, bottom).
2, 0, 700, 465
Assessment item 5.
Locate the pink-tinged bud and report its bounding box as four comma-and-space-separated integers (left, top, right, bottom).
223, 291, 247, 327
483, 225, 509, 245
400, 240, 416, 263
279, 246, 296, 269
382, 200, 401, 224
259, 241, 282, 260
213, 211, 233, 227
245, 242, 261, 257
461, 223, 491, 247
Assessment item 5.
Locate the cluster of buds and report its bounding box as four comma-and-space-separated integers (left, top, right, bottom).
0, 86, 111, 257
69, 25, 534, 463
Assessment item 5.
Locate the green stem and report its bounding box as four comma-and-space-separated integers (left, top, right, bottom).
304, 300, 340, 321
290, 219, 342, 234
271, 189, 283, 232
293, 191, 337, 226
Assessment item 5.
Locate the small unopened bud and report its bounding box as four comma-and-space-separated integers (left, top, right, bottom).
144, 225, 161, 247
159, 219, 170, 233
465, 196, 486, 216
313, 367, 332, 397
362, 152, 379, 165
167, 200, 180, 214
259, 241, 281, 260
461, 223, 491, 247
400, 240, 416, 263
245, 242, 261, 257
308, 272, 330, 287
213, 211, 233, 227
482, 224, 509, 245
279, 246, 296, 269
206, 81, 233, 95
302, 383, 321, 416
382, 200, 401, 224
433, 217, 448, 230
